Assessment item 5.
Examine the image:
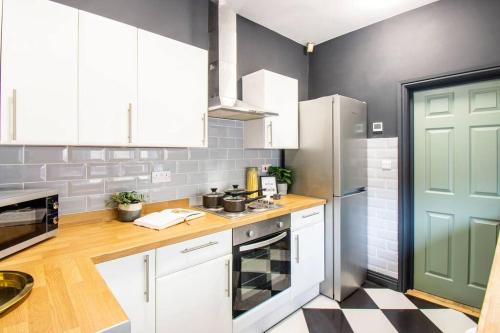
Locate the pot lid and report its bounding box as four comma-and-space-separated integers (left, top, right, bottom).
204, 188, 224, 197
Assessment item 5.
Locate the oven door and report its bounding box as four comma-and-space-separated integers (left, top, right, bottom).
0, 197, 48, 257
232, 230, 291, 318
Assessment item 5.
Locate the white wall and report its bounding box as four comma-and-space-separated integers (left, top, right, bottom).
367, 137, 398, 279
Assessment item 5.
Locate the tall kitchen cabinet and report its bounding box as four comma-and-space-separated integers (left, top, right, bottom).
137, 29, 208, 147
243, 70, 299, 149
78, 11, 138, 146
0, 0, 78, 145
97, 250, 156, 333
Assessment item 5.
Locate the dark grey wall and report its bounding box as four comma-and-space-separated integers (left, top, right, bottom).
53, 0, 209, 49
237, 16, 309, 101
309, 0, 500, 137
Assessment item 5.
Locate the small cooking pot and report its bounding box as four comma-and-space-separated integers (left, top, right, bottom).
224, 184, 260, 197
202, 188, 225, 208
222, 194, 265, 213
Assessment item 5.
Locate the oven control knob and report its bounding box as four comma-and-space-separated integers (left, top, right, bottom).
247, 230, 255, 238
53, 217, 59, 225
53, 202, 59, 210
277, 221, 284, 229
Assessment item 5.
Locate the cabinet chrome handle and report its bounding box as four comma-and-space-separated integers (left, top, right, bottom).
128, 103, 133, 144
202, 113, 207, 145
144, 255, 150, 302
181, 241, 218, 254
225, 259, 231, 298
296, 234, 300, 263
302, 211, 320, 219
267, 121, 273, 146
12, 89, 17, 141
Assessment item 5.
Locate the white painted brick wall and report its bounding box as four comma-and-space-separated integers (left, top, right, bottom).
367, 137, 399, 279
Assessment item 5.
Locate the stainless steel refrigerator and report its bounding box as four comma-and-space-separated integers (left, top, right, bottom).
285, 94, 367, 302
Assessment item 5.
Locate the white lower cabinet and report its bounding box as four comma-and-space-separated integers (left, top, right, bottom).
97, 250, 156, 333
156, 254, 233, 333
291, 206, 325, 297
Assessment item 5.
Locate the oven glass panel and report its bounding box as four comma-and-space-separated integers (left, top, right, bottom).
0, 198, 47, 252
233, 230, 291, 318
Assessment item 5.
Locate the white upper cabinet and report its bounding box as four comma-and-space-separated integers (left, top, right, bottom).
243, 70, 299, 149
137, 29, 208, 147
0, 0, 78, 145
78, 11, 138, 146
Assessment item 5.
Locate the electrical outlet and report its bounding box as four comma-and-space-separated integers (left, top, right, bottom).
381, 159, 392, 170
151, 170, 171, 184
261, 164, 271, 173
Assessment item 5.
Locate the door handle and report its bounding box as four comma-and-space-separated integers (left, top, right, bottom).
302, 211, 320, 219
225, 259, 231, 298
296, 234, 300, 263
181, 241, 218, 253
144, 254, 150, 302
128, 103, 133, 144
12, 89, 17, 141
239, 231, 287, 252
202, 113, 207, 145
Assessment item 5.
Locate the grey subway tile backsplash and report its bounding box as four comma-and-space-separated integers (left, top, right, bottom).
0, 120, 281, 215
69, 147, 106, 162
25, 146, 68, 163
69, 179, 104, 196
46, 164, 86, 181
0, 164, 46, 183
0, 146, 23, 164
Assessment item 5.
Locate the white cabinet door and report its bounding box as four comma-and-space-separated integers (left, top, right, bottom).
137, 29, 208, 147
78, 11, 137, 146
0, 0, 78, 144
156, 254, 232, 333
291, 220, 325, 297
97, 250, 155, 333
243, 70, 298, 149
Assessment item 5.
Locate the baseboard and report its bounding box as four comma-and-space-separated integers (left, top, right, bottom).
366, 270, 399, 291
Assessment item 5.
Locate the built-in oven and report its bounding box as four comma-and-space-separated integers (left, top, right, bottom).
0, 190, 59, 260
232, 215, 291, 318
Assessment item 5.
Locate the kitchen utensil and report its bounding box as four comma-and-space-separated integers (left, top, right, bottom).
222, 195, 265, 213
0, 271, 34, 315
246, 167, 259, 199
202, 188, 225, 208
224, 185, 260, 197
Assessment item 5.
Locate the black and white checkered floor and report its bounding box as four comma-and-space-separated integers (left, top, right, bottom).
267, 283, 478, 333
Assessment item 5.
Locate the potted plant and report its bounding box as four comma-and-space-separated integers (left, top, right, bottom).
107, 191, 145, 222
267, 166, 294, 195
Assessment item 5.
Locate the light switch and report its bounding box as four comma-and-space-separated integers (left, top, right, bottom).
381, 159, 392, 170
372, 122, 383, 133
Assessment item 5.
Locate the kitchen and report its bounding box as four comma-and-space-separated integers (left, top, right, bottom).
0, 0, 499, 332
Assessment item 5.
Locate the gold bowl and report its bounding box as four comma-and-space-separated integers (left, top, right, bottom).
0, 271, 34, 315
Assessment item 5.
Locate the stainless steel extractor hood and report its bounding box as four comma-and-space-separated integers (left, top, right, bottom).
207, 1, 277, 120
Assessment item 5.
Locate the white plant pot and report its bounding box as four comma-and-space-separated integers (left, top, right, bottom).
117, 203, 143, 222
277, 183, 288, 195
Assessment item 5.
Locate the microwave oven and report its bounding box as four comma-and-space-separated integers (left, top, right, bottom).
0, 190, 59, 260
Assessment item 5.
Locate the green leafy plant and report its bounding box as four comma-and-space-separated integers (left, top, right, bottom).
268, 166, 294, 186
106, 191, 145, 207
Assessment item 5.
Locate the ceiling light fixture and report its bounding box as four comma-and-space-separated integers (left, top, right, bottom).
306, 42, 315, 54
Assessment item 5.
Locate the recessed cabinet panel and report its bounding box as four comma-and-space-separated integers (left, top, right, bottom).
470, 126, 500, 197
470, 88, 500, 113
425, 212, 454, 279
137, 29, 208, 147
468, 218, 500, 289
1, 0, 78, 144
425, 128, 454, 193
78, 11, 138, 145
425, 93, 454, 117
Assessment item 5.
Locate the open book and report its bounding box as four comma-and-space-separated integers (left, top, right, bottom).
133, 208, 205, 230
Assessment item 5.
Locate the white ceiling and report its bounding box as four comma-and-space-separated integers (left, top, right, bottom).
225, 0, 439, 45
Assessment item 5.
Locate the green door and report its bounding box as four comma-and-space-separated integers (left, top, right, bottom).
414, 79, 500, 308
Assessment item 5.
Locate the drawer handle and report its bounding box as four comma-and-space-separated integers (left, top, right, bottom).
296, 234, 300, 263
302, 211, 320, 219
225, 259, 231, 298
181, 241, 218, 254
144, 255, 150, 303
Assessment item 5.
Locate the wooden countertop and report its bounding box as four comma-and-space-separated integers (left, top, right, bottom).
477, 238, 500, 333
0, 194, 325, 333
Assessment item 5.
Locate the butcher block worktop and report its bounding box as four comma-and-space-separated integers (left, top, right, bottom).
477, 238, 500, 333
0, 194, 325, 333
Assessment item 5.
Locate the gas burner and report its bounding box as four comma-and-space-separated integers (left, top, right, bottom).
195, 202, 282, 219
